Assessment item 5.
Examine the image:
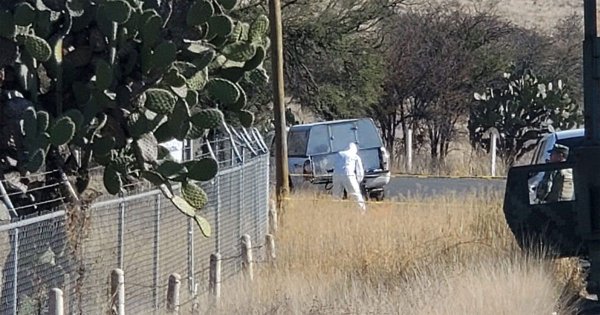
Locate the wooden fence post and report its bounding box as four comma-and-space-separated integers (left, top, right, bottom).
48, 288, 64, 315
209, 253, 221, 304
110, 269, 125, 315
265, 234, 276, 265
269, 199, 278, 234
241, 234, 254, 281
167, 273, 181, 313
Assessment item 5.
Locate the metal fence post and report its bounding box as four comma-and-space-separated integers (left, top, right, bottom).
111, 269, 125, 315
209, 253, 221, 304
153, 193, 161, 310
12, 227, 19, 315
254, 158, 259, 240
118, 194, 125, 269
49, 288, 64, 315
167, 273, 181, 313
0, 180, 18, 217
239, 147, 245, 243
187, 216, 195, 294
215, 174, 221, 254
241, 234, 253, 281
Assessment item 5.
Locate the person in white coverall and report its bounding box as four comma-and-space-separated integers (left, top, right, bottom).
332, 142, 366, 212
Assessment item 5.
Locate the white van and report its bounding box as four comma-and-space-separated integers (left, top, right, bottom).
280, 118, 391, 200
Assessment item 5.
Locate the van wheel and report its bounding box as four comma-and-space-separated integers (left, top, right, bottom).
370, 190, 384, 201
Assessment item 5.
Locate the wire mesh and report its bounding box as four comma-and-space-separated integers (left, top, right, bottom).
0, 127, 270, 314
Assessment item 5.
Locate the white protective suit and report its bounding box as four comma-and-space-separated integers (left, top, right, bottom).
332, 142, 366, 212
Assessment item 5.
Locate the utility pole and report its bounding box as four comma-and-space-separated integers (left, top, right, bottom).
269, 0, 289, 212
575, 0, 600, 296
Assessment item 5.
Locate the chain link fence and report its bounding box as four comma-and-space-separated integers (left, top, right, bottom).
0, 127, 270, 314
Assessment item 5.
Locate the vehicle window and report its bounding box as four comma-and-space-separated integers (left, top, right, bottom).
530, 138, 546, 165
330, 122, 358, 152
307, 125, 330, 155
533, 138, 551, 164
287, 130, 308, 156
356, 119, 383, 149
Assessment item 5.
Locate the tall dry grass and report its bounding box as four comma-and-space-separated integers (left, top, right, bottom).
197, 192, 585, 315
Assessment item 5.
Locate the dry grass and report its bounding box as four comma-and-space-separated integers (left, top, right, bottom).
392, 140, 510, 177
197, 192, 585, 314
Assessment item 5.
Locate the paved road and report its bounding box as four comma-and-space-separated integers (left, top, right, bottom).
385, 176, 506, 198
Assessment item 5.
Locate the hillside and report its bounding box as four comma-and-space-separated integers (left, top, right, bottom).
458, 0, 582, 31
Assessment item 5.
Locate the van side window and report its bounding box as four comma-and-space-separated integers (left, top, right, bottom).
288, 130, 309, 157
330, 123, 357, 152
357, 119, 383, 149
307, 125, 330, 155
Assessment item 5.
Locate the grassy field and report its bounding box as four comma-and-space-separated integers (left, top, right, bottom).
451, 0, 581, 31
197, 193, 585, 314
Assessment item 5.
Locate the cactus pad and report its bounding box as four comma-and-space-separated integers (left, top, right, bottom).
229, 86, 246, 111
190, 108, 224, 129
207, 15, 233, 38
126, 112, 150, 138
49, 116, 76, 146
152, 41, 177, 70
144, 88, 177, 114
22, 34, 52, 62
222, 42, 256, 62
141, 13, 162, 47
187, 0, 213, 26
186, 90, 199, 106
206, 78, 240, 104
14, 3, 36, 26
36, 111, 50, 133
103, 165, 122, 195
93, 136, 116, 156
249, 66, 269, 85
26, 149, 45, 172
249, 14, 269, 43
112, 156, 133, 174
95, 59, 113, 90
0, 10, 16, 39
194, 214, 211, 237
243, 45, 265, 71
171, 194, 197, 217
182, 181, 208, 209
217, 0, 238, 10
238, 109, 254, 128
0, 38, 18, 67
134, 132, 158, 163
191, 48, 216, 70
22, 108, 38, 137
187, 157, 219, 181
187, 69, 208, 90
100, 0, 132, 24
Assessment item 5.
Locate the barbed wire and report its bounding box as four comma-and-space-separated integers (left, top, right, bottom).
0, 169, 61, 184
12, 196, 66, 211
4, 182, 63, 197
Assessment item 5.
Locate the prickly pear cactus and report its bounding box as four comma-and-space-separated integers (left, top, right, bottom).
0, 0, 270, 236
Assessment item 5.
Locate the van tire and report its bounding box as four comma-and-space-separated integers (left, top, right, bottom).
370, 190, 384, 202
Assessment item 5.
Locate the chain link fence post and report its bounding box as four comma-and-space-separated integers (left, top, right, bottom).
12, 227, 19, 315
187, 217, 195, 294
153, 193, 161, 310
238, 147, 245, 247
215, 174, 221, 254
118, 193, 125, 270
